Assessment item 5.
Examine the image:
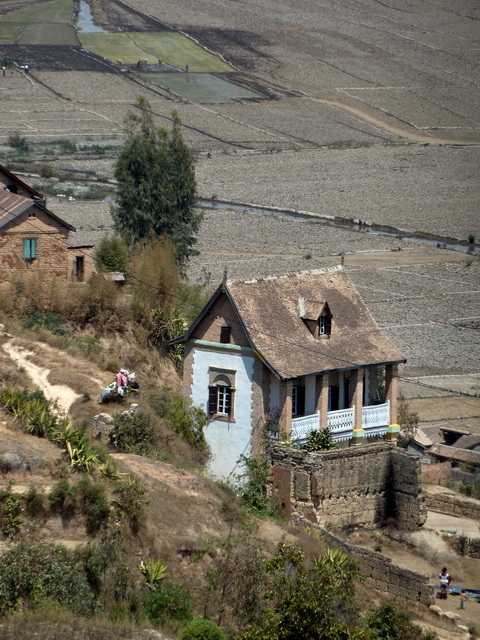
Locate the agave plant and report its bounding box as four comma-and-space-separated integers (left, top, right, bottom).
140, 559, 167, 590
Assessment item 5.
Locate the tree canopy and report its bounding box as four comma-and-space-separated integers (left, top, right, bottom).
113, 97, 201, 266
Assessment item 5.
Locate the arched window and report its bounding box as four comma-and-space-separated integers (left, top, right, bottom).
208, 373, 234, 418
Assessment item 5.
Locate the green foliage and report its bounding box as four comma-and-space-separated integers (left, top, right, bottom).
94, 235, 129, 273
8, 132, 30, 153
110, 410, 156, 455
240, 544, 360, 640
302, 428, 335, 452
0, 543, 95, 616
0, 388, 60, 438
364, 604, 438, 640
140, 559, 167, 590
58, 423, 110, 474
151, 388, 208, 453
23, 311, 68, 336
25, 485, 46, 518
0, 488, 22, 538
77, 477, 110, 536
48, 480, 77, 520
236, 455, 271, 515
113, 474, 146, 534
58, 139, 77, 153
113, 97, 201, 265
182, 618, 227, 640
143, 580, 193, 626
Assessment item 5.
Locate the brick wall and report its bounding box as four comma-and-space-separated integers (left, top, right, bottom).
192, 292, 250, 346
68, 246, 95, 282
0, 208, 69, 281
270, 442, 426, 530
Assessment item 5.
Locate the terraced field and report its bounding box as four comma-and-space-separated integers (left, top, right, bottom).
0, 0, 77, 44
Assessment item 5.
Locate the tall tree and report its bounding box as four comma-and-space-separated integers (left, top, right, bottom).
113, 97, 200, 266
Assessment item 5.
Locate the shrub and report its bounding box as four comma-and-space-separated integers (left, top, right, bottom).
143, 580, 193, 626
236, 455, 271, 515
25, 486, 46, 518
0, 543, 95, 616
113, 475, 146, 534
23, 310, 68, 336
48, 480, 77, 520
77, 477, 109, 535
365, 603, 438, 639
38, 163, 55, 179
302, 428, 334, 452
0, 488, 22, 537
95, 236, 129, 273
110, 410, 156, 455
8, 132, 29, 153
58, 139, 77, 153
182, 619, 227, 640
151, 389, 208, 453
0, 388, 59, 438
140, 559, 167, 590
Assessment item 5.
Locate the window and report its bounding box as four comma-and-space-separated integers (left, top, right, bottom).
23, 238, 37, 261
220, 325, 231, 344
318, 310, 332, 336
208, 382, 233, 417
208, 371, 235, 419
75, 256, 85, 282
292, 382, 305, 418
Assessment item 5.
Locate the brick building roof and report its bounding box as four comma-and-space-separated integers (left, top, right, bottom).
0, 191, 34, 228
181, 267, 405, 379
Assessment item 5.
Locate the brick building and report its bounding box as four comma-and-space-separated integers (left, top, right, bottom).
0, 166, 112, 283
175, 267, 405, 478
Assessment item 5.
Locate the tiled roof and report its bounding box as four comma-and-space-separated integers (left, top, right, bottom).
0, 190, 35, 228
50, 200, 114, 248
453, 435, 480, 450
429, 444, 480, 465
184, 267, 405, 378
0, 165, 44, 200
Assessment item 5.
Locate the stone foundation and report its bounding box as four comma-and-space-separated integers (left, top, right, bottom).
270, 442, 426, 530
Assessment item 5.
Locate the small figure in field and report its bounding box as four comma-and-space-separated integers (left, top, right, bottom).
116, 368, 129, 397
439, 567, 451, 599
460, 589, 467, 610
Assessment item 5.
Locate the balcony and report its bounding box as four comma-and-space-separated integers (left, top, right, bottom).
290, 401, 390, 443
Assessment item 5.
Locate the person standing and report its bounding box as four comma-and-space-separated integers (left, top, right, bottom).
439, 567, 451, 599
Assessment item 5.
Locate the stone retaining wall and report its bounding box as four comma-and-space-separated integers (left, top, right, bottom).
270, 442, 426, 530
425, 489, 480, 520
318, 524, 434, 606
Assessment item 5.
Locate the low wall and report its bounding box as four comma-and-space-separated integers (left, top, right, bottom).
270, 442, 426, 530
424, 486, 480, 520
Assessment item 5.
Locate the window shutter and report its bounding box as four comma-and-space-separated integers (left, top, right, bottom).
23, 239, 30, 259
31, 238, 37, 258
225, 387, 232, 416
208, 385, 218, 415
325, 314, 332, 335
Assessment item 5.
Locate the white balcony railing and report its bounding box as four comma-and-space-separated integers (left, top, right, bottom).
290, 401, 390, 443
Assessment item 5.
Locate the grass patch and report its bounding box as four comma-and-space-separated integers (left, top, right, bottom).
141, 72, 258, 103
17, 23, 78, 46
79, 32, 232, 71
2, 0, 74, 24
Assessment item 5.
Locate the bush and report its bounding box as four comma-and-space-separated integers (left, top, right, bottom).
0, 543, 95, 616
0, 388, 59, 438
151, 389, 208, 453
23, 310, 68, 336
113, 475, 146, 534
38, 163, 55, 179
110, 410, 156, 455
77, 477, 109, 535
302, 428, 334, 452
95, 236, 129, 273
0, 488, 22, 537
48, 480, 77, 520
8, 132, 30, 153
143, 580, 192, 626
365, 603, 438, 639
25, 486, 46, 518
236, 455, 271, 515
182, 619, 226, 640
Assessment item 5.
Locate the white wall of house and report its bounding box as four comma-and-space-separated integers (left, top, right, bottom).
191, 347, 256, 479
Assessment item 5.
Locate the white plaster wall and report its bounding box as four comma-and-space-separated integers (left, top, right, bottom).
191, 348, 255, 479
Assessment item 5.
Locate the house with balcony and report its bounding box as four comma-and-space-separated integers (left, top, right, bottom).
176, 267, 405, 479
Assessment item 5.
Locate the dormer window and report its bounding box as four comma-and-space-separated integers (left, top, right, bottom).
319, 310, 332, 337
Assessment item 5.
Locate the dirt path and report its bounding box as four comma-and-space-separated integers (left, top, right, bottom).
2, 340, 81, 415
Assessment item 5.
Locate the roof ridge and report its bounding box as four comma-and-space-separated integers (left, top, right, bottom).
227, 265, 344, 286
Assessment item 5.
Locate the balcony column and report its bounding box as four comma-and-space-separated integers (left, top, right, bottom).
317, 373, 329, 430
385, 363, 400, 440
279, 380, 293, 441
352, 367, 364, 443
